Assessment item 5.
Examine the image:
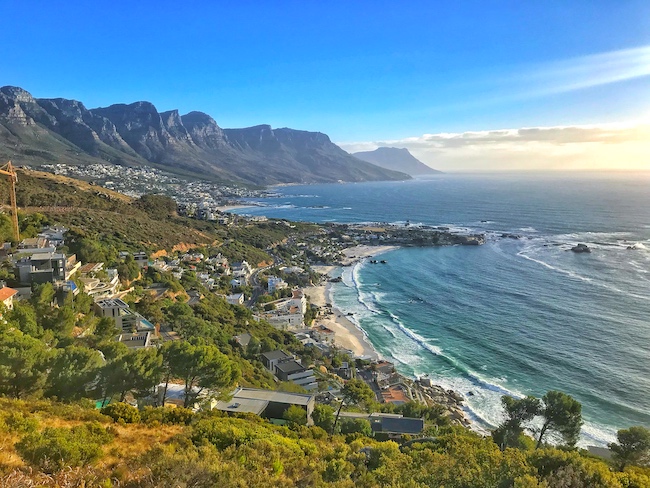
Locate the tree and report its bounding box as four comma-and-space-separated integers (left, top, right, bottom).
45, 346, 103, 401
0, 330, 50, 399
493, 395, 540, 450
609, 426, 650, 471
161, 341, 239, 408
312, 404, 336, 433
536, 390, 583, 448
332, 379, 375, 434
100, 348, 163, 403
283, 405, 307, 427
93, 316, 121, 343
339, 418, 372, 437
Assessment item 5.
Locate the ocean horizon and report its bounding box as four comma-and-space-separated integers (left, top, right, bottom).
232, 173, 650, 447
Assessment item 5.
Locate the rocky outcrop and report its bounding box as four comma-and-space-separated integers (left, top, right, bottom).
0, 85, 410, 185
571, 243, 591, 253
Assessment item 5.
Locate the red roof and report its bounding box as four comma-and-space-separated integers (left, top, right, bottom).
0, 287, 18, 302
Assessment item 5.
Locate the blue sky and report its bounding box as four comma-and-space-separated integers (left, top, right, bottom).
3, 1, 649, 170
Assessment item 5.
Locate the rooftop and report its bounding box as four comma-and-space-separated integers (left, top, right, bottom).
274, 359, 307, 375
0, 286, 18, 301
96, 298, 130, 309
261, 350, 292, 361
374, 417, 425, 435
232, 387, 313, 406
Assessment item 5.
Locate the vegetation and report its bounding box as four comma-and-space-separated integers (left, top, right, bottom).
0, 170, 648, 486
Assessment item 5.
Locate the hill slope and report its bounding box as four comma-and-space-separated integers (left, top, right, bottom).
354, 147, 441, 176
0, 86, 409, 185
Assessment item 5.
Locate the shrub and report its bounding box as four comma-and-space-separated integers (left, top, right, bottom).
15, 422, 113, 473
141, 406, 195, 426
1, 411, 39, 434
101, 402, 141, 424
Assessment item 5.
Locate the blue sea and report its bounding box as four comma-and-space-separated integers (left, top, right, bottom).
233, 173, 650, 446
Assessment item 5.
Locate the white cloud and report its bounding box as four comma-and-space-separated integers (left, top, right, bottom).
340, 124, 650, 172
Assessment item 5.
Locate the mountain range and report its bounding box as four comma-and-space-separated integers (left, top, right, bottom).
0, 86, 409, 185
353, 147, 441, 176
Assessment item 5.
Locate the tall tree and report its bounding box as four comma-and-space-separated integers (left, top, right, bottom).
493, 395, 541, 450
536, 390, 583, 448
162, 341, 239, 408
609, 426, 650, 471
332, 379, 375, 434
45, 346, 103, 401
0, 330, 51, 399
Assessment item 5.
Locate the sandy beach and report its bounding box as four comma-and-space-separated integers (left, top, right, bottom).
305, 245, 398, 359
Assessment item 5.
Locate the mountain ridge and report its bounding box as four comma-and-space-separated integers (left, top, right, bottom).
0, 86, 409, 185
354, 146, 441, 176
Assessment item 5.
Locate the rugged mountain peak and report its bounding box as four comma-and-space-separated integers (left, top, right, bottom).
1, 85, 410, 184
181, 111, 227, 149
1, 86, 35, 103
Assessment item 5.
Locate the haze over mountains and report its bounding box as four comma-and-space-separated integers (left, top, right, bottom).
353, 147, 441, 176
0, 86, 409, 185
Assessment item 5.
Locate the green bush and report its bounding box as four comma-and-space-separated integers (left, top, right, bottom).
1, 411, 39, 434
141, 406, 194, 426
101, 402, 141, 424
15, 422, 113, 473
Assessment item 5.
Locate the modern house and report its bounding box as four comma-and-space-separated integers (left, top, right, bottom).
215, 387, 315, 424
133, 251, 149, 268
267, 276, 288, 293
226, 293, 244, 305
274, 359, 318, 391
338, 412, 425, 438
94, 298, 148, 332
260, 350, 292, 371
14, 252, 80, 285
260, 350, 317, 391
115, 331, 153, 349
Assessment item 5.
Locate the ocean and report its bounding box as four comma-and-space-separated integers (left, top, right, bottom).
232, 173, 650, 446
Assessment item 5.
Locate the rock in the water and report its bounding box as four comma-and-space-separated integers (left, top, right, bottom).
571, 243, 591, 253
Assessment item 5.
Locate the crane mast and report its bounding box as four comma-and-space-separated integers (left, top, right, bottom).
0, 161, 19, 242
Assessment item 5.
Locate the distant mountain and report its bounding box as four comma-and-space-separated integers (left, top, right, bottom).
353, 147, 441, 176
0, 86, 409, 185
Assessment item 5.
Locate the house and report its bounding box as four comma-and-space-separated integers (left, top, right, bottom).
18, 236, 49, 250
289, 288, 307, 315
231, 261, 253, 282
338, 412, 425, 438
274, 359, 318, 391
234, 332, 252, 348
226, 293, 244, 305
38, 226, 67, 247
312, 324, 335, 343
80, 269, 120, 299
115, 331, 153, 349
267, 276, 287, 293
14, 252, 80, 285
215, 387, 315, 425
0, 285, 18, 312
370, 414, 425, 438
94, 298, 146, 332
260, 350, 292, 371
133, 251, 149, 268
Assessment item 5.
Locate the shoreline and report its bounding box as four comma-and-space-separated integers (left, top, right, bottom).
307, 245, 398, 359
306, 243, 471, 427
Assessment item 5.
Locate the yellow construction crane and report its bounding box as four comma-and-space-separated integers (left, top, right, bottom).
0, 161, 19, 242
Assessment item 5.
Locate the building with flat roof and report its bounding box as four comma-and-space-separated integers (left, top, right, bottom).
94, 298, 146, 332
215, 387, 315, 424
